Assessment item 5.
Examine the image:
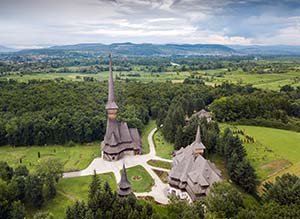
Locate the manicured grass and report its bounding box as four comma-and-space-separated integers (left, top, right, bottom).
42, 171, 168, 218
42, 173, 116, 218
0, 142, 100, 172
221, 124, 300, 181
125, 165, 155, 192
57, 172, 117, 201
141, 120, 157, 154
147, 159, 172, 170
153, 129, 174, 159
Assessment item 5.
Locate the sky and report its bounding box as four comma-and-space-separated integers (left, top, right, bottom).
1, 0, 300, 48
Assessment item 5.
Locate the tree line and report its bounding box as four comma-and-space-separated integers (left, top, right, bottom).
64, 172, 300, 219
210, 87, 300, 131
3, 79, 291, 147
0, 80, 256, 147
161, 106, 258, 194
0, 159, 63, 219
65, 173, 160, 219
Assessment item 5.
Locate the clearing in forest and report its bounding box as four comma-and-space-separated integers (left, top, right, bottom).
221, 124, 300, 181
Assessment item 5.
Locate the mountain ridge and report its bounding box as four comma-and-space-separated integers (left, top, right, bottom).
3, 43, 300, 57
15, 43, 238, 57
0, 45, 17, 53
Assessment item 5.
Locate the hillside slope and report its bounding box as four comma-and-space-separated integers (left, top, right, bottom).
16, 43, 238, 57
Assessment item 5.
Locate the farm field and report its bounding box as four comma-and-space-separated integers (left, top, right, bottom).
221, 124, 300, 182
209, 71, 300, 90
0, 143, 100, 172
1, 70, 190, 83
2, 68, 300, 91
124, 165, 155, 193
153, 129, 174, 159
189, 68, 300, 90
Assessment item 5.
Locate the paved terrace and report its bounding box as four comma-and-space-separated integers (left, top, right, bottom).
63, 127, 172, 204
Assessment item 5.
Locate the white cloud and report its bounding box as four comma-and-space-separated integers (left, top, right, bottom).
0, 0, 299, 47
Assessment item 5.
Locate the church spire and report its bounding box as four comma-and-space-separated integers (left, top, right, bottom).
106, 53, 118, 111
195, 125, 201, 143
191, 125, 205, 156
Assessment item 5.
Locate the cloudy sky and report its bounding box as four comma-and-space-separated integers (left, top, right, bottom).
1, 0, 300, 48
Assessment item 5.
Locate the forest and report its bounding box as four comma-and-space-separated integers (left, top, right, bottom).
1, 160, 299, 219
1, 56, 300, 218
1, 55, 300, 76
1, 79, 300, 146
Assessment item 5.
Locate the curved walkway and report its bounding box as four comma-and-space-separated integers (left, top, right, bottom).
63, 127, 172, 204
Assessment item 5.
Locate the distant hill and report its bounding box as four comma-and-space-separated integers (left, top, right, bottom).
16, 43, 238, 57
10, 43, 300, 57
229, 45, 300, 56
0, 45, 17, 53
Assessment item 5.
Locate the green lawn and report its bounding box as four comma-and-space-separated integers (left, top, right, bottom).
57, 172, 117, 202
141, 120, 157, 154
35, 172, 116, 219
221, 124, 300, 181
147, 159, 172, 170
39, 170, 167, 218
153, 129, 174, 159
124, 165, 155, 192
0, 142, 100, 172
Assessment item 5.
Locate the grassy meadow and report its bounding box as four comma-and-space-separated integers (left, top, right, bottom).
153, 129, 174, 159
206, 70, 300, 90
221, 124, 300, 183
141, 120, 157, 154
0, 142, 100, 172
1, 70, 189, 84
35, 172, 116, 219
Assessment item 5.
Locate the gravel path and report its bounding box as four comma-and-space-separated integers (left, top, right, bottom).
63, 127, 172, 204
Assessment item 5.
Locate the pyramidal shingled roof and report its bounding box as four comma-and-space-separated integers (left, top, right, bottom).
119, 164, 131, 189
168, 126, 222, 201
106, 53, 118, 110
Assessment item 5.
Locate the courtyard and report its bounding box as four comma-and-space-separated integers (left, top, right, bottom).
63, 127, 173, 204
